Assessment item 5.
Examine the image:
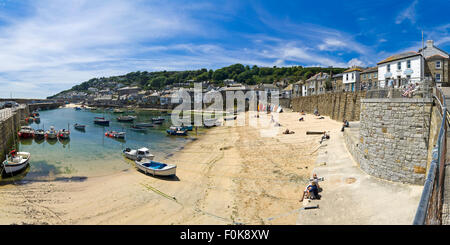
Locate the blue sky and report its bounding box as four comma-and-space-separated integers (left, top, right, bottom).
0, 0, 449, 98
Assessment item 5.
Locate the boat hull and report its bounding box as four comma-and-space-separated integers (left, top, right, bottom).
134, 161, 176, 176
94, 120, 110, 126
2, 152, 30, 176
123, 151, 154, 161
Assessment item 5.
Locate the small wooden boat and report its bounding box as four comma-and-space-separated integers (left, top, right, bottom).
134, 122, 153, 127
130, 125, 147, 131
94, 117, 110, 126
123, 147, 154, 161
58, 129, 70, 139
166, 126, 187, 136
34, 129, 45, 139
2, 150, 30, 176
151, 117, 165, 124
105, 131, 126, 139
45, 126, 58, 139
117, 115, 136, 122
18, 126, 35, 138
74, 123, 86, 130
134, 159, 176, 177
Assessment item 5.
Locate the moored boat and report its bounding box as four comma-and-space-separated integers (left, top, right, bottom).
130, 125, 147, 131
58, 129, 70, 139
34, 129, 45, 139
105, 131, 126, 139
75, 107, 82, 110
134, 122, 154, 127
18, 126, 35, 138
45, 126, 58, 139
74, 123, 86, 130
151, 117, 165, 123
123, 147, 154, 161
94, 117, 110, 126
1, 150, 31, 176
134, 159, 176, 177
117, 115, 136, 122
166, 126, 187, 136
113, 108, 124, 113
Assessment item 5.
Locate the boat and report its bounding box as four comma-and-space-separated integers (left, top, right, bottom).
45, 126, 58, 139
1, 150, 31, 176
18, 126, 35, 138
34, 116, 41, 123
113, 109, 124, 113
94, 117, 110, 126
75, 107, 82, 111
117, 115, 136, 122
25, 117, 34, 123
134, 159, 176, 177
31, 111, 40, 117
203, 118, 219, 127
180, 124, 193, 131
130, 125, 147, 131
74, 123, 86, 130
151, 117, 165, 124
134, 122, 154, 127
34, 129, 45, 139
123, 147, 154, 161
105, 131, 126, 139
58, 129, 70, 139
166, 126, 187, 136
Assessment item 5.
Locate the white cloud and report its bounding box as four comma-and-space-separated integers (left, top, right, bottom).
395, 0, 419, 24
347, 58, 366, 67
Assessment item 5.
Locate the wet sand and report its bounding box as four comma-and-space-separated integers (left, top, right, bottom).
0, 112, 341, 224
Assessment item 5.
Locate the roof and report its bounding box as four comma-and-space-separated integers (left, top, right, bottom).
425, 54, 449, 60
343, 67, 363, 73
360, 67, 378, 74
118, 86, 140, 91
332, 73, 343, 78
283, 84, 293, 91
377, 51, 421, 65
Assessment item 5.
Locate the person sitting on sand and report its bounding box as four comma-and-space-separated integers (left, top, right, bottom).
299, 117, 304, 121
317, 116, 324, 119
300, 181, 320, 201
301, 110, 306, 115
314, 108, 319, 116
341, 119, 349, 131
319, 131, 330, 144
283, 129, 295, 134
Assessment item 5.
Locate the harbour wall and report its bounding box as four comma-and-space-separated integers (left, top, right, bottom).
0, 106, 29, 163
291, 91, 366, 121
355, 98, 433, 185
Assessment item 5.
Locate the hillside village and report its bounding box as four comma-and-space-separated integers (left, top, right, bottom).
50, 39, 449, 108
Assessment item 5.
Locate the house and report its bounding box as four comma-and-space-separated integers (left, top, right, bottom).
292, 80, 304, 97
377, 51, 423, 88
88, 87, 98, 93
118, 86, 140, 96
332, 74, 344, 92
342, 67, 363, 92
305, 74, 318, 96
359, 67, 378, 90
420, 40, 449, 87
282, 84, 293, 99
305, 72, 329, 95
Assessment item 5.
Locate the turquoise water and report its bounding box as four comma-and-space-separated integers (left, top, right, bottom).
1, 108, 199, 182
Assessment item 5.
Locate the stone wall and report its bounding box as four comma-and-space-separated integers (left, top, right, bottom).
0, 106, 29, 163
358, 98, 433, 185
291, 91, 366, 121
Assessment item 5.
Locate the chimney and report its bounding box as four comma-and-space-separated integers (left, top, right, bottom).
426, 40, 434, 48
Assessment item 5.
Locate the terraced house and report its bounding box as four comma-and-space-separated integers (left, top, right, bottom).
420, 40, 449, 87
342, 66, 363, 92
377, 51, 423, 88
360, 67, 378, 90
305, 72, 329, 95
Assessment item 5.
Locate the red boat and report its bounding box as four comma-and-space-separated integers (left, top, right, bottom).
18, 126, 35, 138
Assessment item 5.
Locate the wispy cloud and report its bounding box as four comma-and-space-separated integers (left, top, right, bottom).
395, 0, 419, 24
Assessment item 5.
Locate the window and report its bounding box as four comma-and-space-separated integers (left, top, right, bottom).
363, 74, 366, 79
368, 74, 371, 79
346, 74, 348, 80
436, 73, 441, 82
387, 64, 390, 72
407, 60, 411, 68
374, 73, 377, 78
397, 62, 401, 70
436, 61, 441, 69
351, 73, 354, 79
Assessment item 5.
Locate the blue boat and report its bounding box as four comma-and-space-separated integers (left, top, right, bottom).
166, 126, 187, 136
180, 125, 193, 131
134, 159, 177, 176
75, 107, 82, 111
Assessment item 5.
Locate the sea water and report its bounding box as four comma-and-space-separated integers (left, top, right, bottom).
1, 108, 199, 183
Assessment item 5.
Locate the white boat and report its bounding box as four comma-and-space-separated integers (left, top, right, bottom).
123, 147, 154, 161
2, 151, 30, 175
134, 159, 176, 177
46, 126, 58, 139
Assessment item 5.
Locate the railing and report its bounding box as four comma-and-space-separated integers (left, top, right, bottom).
365, 87, 432, 99
0, 108, 13, 122
413, 87, 447, 225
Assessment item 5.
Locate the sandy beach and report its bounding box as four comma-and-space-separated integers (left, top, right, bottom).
0, 111, 341, 224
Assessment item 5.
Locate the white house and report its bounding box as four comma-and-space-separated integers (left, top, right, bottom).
342, 67, 362, 92
377, 51, 424, 88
